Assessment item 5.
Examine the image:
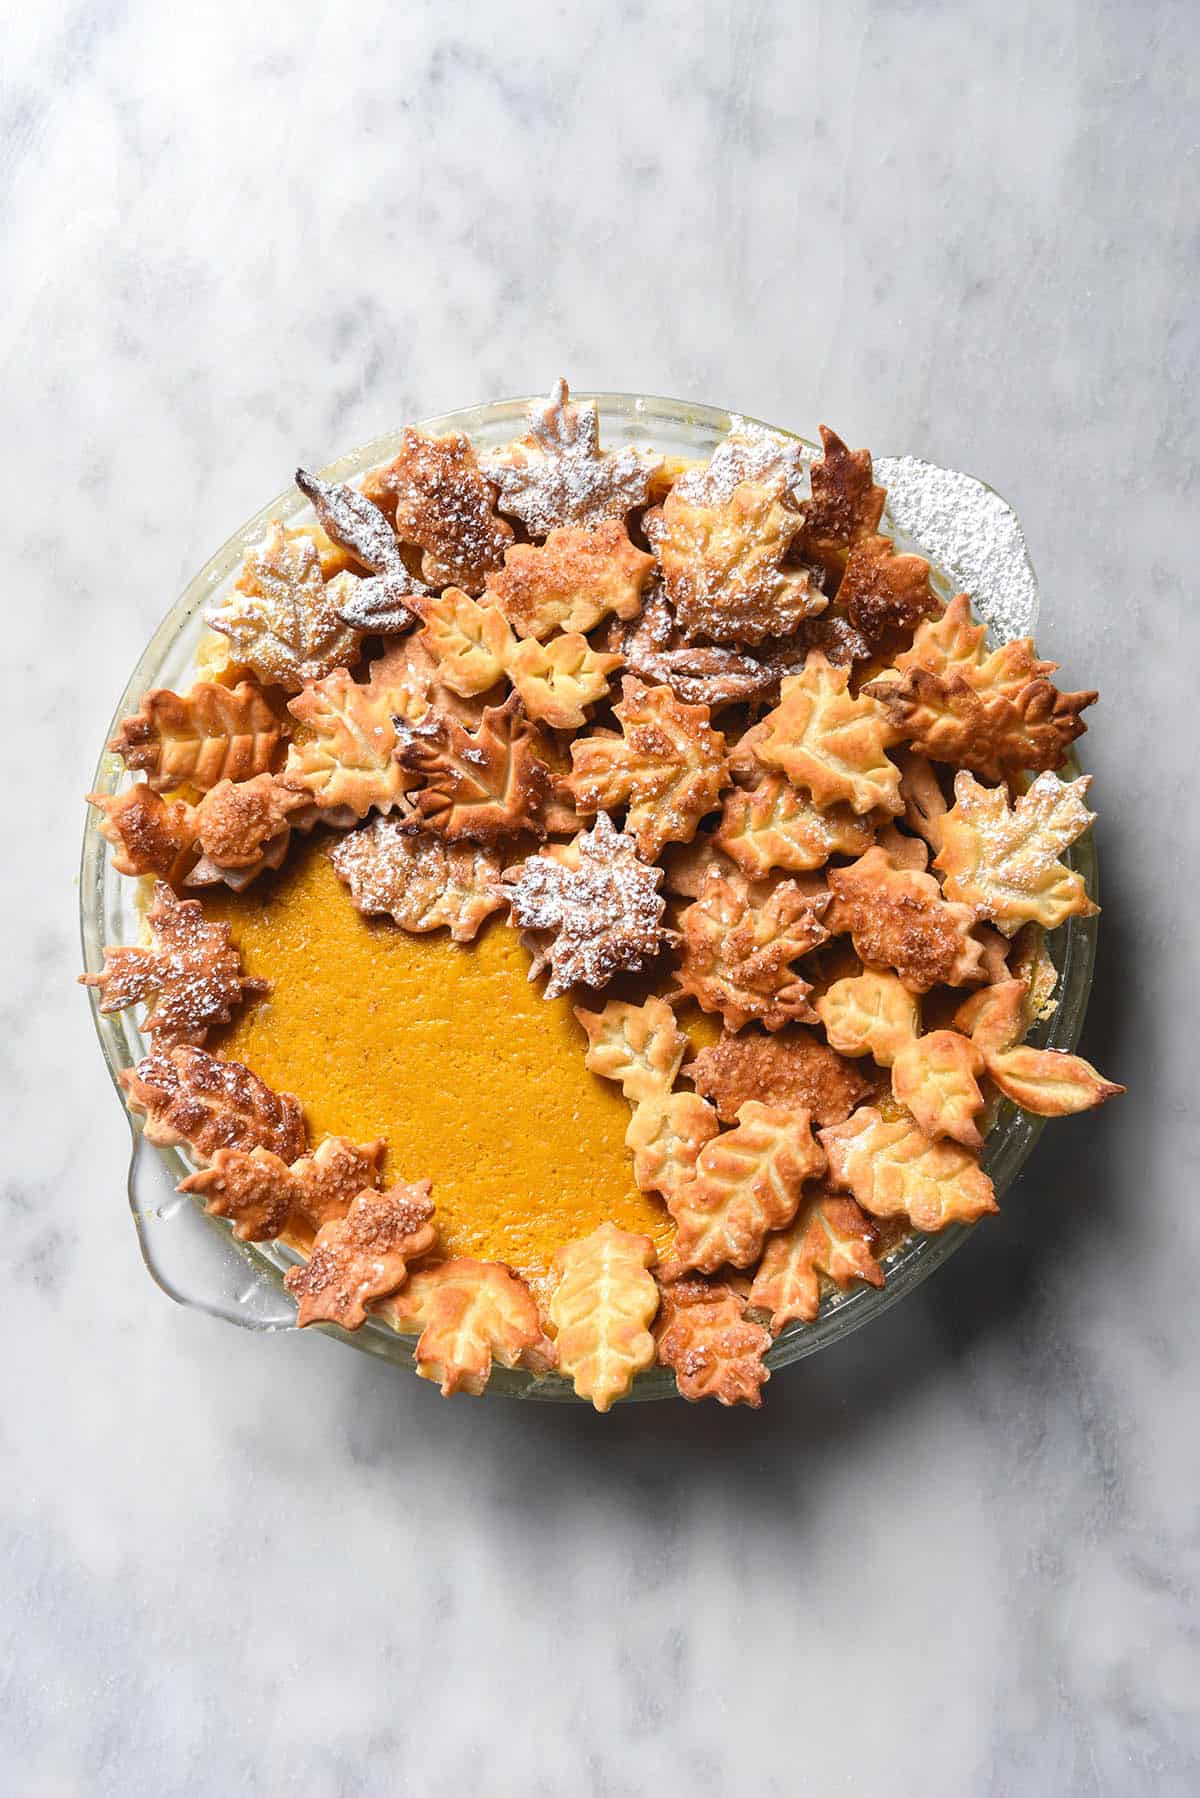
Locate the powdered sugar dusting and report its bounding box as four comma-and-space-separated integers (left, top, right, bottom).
674, 419, 809, 507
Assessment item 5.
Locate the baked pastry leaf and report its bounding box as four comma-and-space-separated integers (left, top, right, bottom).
624, 1090, 721, 1198
825, 845, 985, 991
653, 475, 825, 646
185, 773, 309, 890
330, 820, 504, 942
285, 1180, 437, 1329
549, 1222, 659, 1412
819, 1105, 998, 1230
890, 1029, 986, 1150
935, 770, 1098, 935
385, 1259, 556, 1396
281, 667, 417, 817
617, 590, 810, 709
654, 1276, 771, 1407
206, 522, 363, 691
88, 784, 198, 883
120, 1046, 306, 1164
954, 979, 1123, 1116
109, 680, 286, 793
574, 995, 688, 1105
483, 379, 662, 537
837, 534, 939, 641
713, 771, 876, 877
178, 1136, 384, 1241
485, 517, 655, 640
674, 864, 830, 1031
501, 811, 670, 998
294, 467, 426, 636
567, 677, 730, 859
397, 692, 550, 841
80, 880, 264, 1049
662, 1100, 826, 1275
748, 1192, 884, 1331
753, 654, 902, 816
362, 428, 512, 595
797, 425, 887, 573
687, 1027, 870, 1126
814, 969, 921, 1066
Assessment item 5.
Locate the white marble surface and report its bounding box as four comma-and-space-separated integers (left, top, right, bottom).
4, 1, 1198, 1792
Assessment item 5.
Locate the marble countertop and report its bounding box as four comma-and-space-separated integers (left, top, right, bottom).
5, 2, 1198, 1792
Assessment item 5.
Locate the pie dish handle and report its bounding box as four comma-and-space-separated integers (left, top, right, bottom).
126, 1130, 299, 1332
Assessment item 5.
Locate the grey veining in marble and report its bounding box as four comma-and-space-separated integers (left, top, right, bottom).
3, 1, 1198, 1793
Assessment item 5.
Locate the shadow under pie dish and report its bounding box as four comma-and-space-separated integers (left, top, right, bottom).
79, 386, 1120, 1408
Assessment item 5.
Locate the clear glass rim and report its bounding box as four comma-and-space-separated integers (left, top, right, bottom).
79, 391, 1100, 1402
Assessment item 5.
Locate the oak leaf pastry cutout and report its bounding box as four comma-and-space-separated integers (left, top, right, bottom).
935, 770, 1098, 935
88, 784, 198, 884
748, 1192, 884, 1332
416, 585, 622, 728
483, 378, 662, 538
662, 1100, 827, 1276
362, 428, 513, 595
178, 1136, 385, 1242
108, 680, 287, 793
752, 654, 903, 816
285, 1180, 437, 1330
836, 534, 939, 641
617, 591, 810, 710
567, 677, 730, 860
206, 521, 363, 692
295, 467, 428, 635
654, 1277, 771, 1408
713, 771, 877, 877
819, 1106, 998, 1231
120, 1046, 307, 1165
825, 845, 985, 992
653, 476, 825, 646
484, 517, 655, 640
80, 881, 265, 1050
864, 594, 1097, 777
797, 426, 887, 575
548, 1222, 660, 1412
574, 995, 688, 1105
625, 1090, 721, 1199
500, 811, 671, 998
384, 1259, 556, 1396
890, 1029, 987, 1150
397, 692, 550, 842
674, 864, 831, 1031
185, 773, 311, 890
330, 820, 505, 943
955, 980, 1123, 1116
280, 667, 420, 818
687, 1027, 870, 1127
814, 969, 921, 1067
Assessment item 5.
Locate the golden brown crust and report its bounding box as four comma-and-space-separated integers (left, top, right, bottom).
329, 821, 505, 942
178, 1136, 384, 1242
797, 426, 887, 574
953, 980, 1124, 1116
567, 677, 730, 859
285, 1180, 437, 1329
281, 667, 417, 817
549, 1223, 659, 1411
187, 773, 309, 886
753, 655, 902, 816
120, 1046, 307, 1164
206, 522, 363, 691
88, 784, 197, 883
662, 1100, 826, 1275
890, 1029, 986, 1150
934, 770, 1098, 935
363, 428, 512, 594
713, 772, 877, 877
624, 1090, 721, 1198
574, 996, 688, 1104
814, 969, 921, 1067
748, 1192, 883, 1331
825, 846, 985, 992
654, 1277, 771, 1407
482, 379, 662, 538
837, 535, 938, 641
819, 1105, 997, 1231
687, 1028, 870, 1126
79, 881, 263, 1049
384, 1259, 556, 1395
109, 680, 287, 792
655, 477, 825, 646
485, 518, 655, 639
674, 865, 830, 1031
397, 692, 551, 841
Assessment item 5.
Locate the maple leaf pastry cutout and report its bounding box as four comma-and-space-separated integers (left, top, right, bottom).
294, 468, 428, 635
396, 691, 551, 842
751, 654, 902, 816
748, 1192, 884, 1333
206, 521, 363, 691
796, 425, 887, 576
548, 1222, 660, 1412
384, 1259, 556, 1396
662, 1100, 827, 1277
934, 770, 1098, 935
120, 1046, 307, 1165
687, 1027, 870, 1127
285, 1180, 437, 1330
500, 812, 671, 998
819, 1106, 997, 1231
864, 594, 1097, 778
178, 1136, 385, 1243
835, 534, 939, 642
80, 881, 265, 1050
654, 1277, 771, 1408
824, 846, 985, 992
329, 819, 505, 943
567, 677, 730, 860
361, 427, 513, 595
415, 585, 621, 729
279, 667, 420, 818
108, 679, 287, 792
652, 474, 826, 647
890, 1029, 987, 1150
484, 517, 655, 640
674, 863, 831, 1031
88, 784, 199, 885
482, 378, 662, 538
954, 980, 1123, 1118
712, 771, 877, 877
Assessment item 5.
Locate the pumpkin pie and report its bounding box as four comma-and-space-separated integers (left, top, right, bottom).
82, 382, 1122, 1408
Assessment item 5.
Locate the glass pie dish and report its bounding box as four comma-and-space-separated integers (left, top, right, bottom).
79, 392, 1100, 1401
